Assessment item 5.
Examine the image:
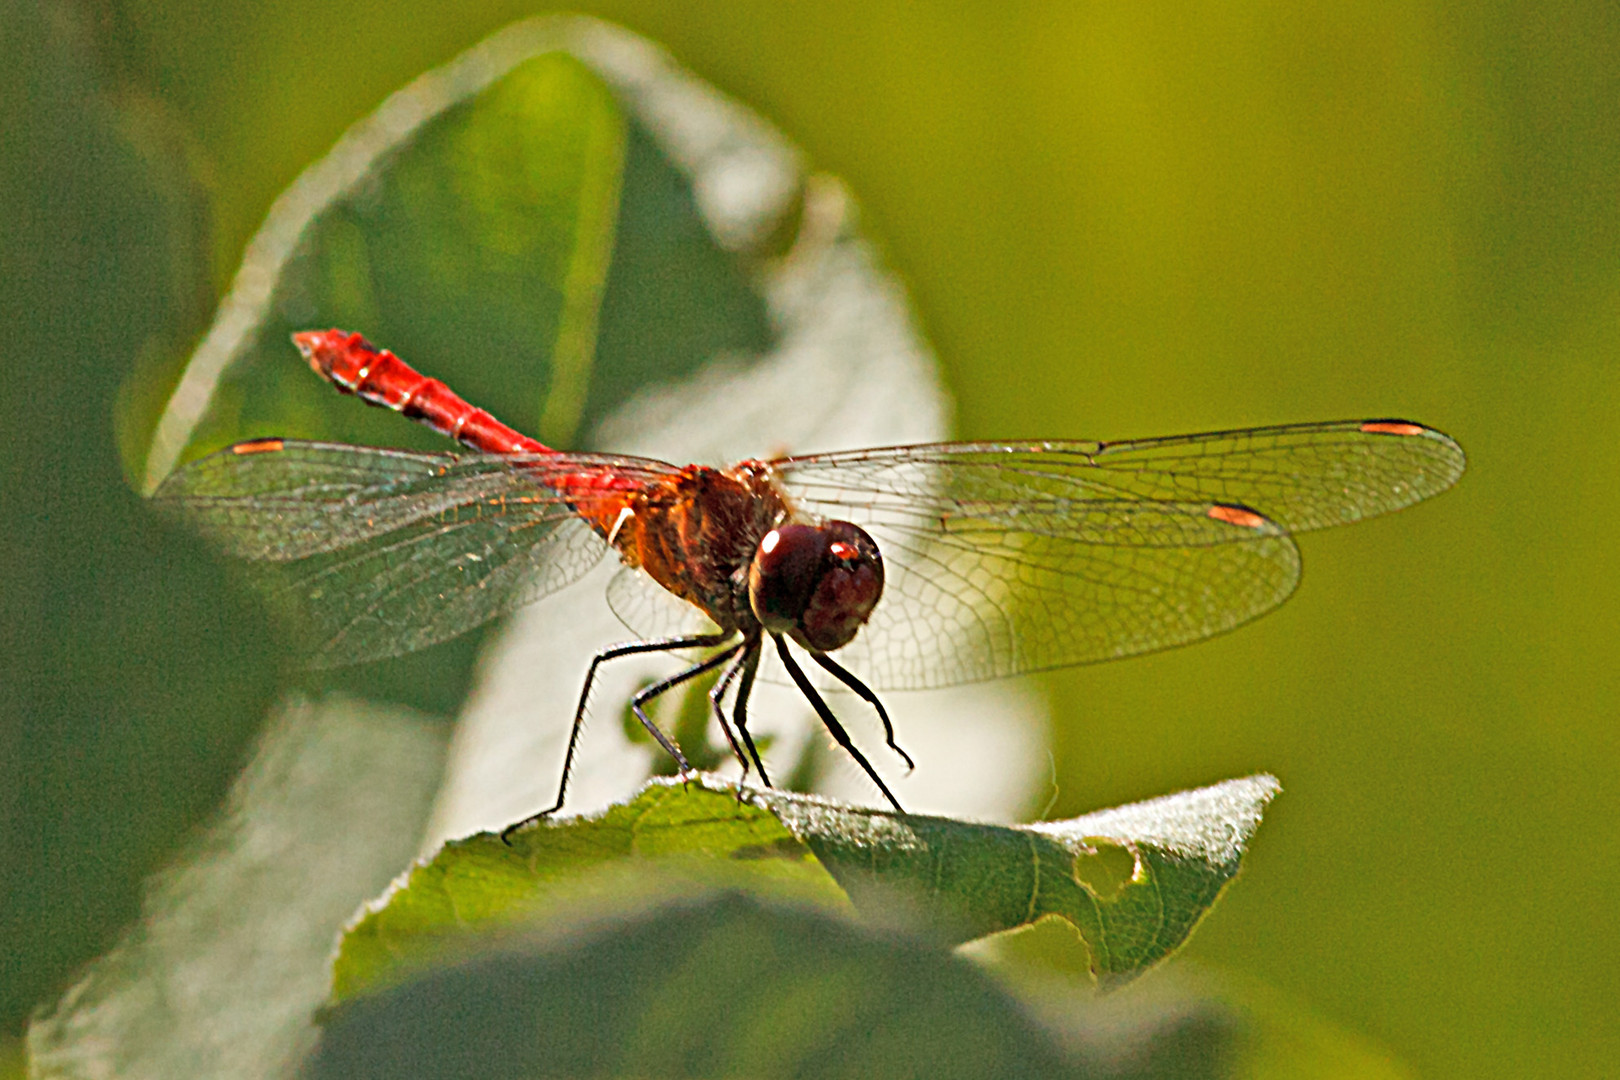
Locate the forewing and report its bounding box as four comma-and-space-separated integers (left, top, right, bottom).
773, 420, 1463, 689
1068, 420, 1466, 530
151, 441, 679, 666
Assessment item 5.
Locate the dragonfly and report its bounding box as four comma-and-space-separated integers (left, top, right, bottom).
153, 329, 1466, 834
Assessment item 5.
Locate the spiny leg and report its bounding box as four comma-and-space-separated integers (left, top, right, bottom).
630, 643, 743, 771
810, 651, 915, 772
501, 630, 733, 844
730, 642, 767, 786
709, 643, 755, 782
774, 635, 903, 814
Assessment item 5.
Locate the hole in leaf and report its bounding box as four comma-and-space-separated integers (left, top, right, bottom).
1072, 838, 1141, 902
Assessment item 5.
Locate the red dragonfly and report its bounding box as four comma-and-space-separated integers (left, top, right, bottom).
154, 329, 1465, 832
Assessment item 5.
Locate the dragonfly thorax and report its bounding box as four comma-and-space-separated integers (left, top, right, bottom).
610, 462, 786, 636
748, 520, 884, 653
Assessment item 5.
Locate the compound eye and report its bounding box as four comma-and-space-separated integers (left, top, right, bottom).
749, 521, 884, 652
749, 524, 828, 634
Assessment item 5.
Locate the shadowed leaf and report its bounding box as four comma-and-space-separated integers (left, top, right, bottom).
334, 774, 1278, 1000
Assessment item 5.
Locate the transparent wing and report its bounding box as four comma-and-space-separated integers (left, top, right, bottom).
772, 420, 1464, 689
150, 440, 682, 666
606, 565, 723, 643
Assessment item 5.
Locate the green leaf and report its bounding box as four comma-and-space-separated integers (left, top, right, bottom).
142, 52, 617, 478
315, 893, 1078, 1080
755, 773, 1281, 988
0, 1, 279, 1034
139, 36, 771, 491
333, 779, 850, 1001
333, 774, 1278, 1001
132, 20, 781, 720
25, 699, 451, 1080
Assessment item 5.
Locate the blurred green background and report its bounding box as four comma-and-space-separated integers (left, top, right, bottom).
4, 2, 1616, 1078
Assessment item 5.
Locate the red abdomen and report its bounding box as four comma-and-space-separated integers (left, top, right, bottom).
293, 329, 645, 534
294, 329, 549, 455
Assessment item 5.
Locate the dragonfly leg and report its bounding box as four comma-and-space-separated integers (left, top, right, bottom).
629, 643, 742, 775
729, 641, 768, 787
501, 631, 733, 845
810, 652, 915, 772
709, 642, 756, 785
774, 635, 904, 814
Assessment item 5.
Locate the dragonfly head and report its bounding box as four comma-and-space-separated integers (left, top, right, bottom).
748, 521, 884, 653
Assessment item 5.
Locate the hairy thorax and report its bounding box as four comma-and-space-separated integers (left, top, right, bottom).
607, 461, 789, 635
